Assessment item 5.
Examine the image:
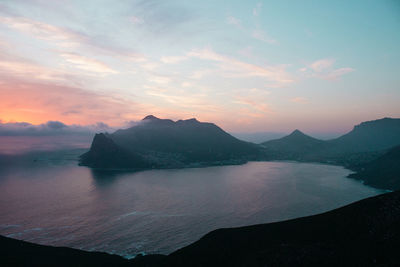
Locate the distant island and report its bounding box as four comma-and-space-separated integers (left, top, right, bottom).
2, 190, 399, 266
80, 116, 400, 190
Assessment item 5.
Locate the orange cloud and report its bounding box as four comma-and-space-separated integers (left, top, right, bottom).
0, 16, 86, 48
0, 77, 145, 125
290, 97, 308, 104
60, 53, 118, 74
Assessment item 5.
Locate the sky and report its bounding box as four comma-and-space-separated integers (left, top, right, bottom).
0, 0, 399, 134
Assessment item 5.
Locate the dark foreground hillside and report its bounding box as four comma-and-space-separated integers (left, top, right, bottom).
0, 235, 129, 266
349, 145, 400, 190
2, 191, 400, 266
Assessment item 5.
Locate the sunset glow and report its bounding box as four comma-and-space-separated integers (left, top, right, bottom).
0, 0, 399, 133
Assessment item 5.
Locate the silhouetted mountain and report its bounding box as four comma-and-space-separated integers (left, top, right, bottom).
80, 116, 261, 169
261, 118, 400, 166
328, 118, 400, 154
2, 191, 400, 266
261, 130, 325, 160
349, 145, 400, 190
80, 133, 150, 169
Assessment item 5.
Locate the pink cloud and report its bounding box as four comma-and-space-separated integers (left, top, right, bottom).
310, 58, 335, 72
0, 16, 86, 48
233, 96, 271, 114
0, 16, 146, 61
322, 67, 355, 80
130, 16, 144, 25
187, 48, 293, 87
303, 58, 355, 80
290, 97, 308, 104
60, 53, 118, 74
0, 77, 146, 125
160, 55, 188, 64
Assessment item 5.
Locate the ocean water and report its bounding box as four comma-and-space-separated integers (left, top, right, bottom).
0, 151, 384, 258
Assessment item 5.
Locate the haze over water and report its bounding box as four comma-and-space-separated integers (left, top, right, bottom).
0, 150, 383, 258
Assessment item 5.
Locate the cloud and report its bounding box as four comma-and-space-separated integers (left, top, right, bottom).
130, 16, 144, 25
0, 77, 148, 126
253, 2, 263, 16
187, 48, 293, 86
310, 58, 335, 72
225, 15, 276, 45
46, 121, 67, 129
233, 96, 271, 114
302, 58, 355, 80
0, 16, 86, 48
226, 16, 242, 28
144, 86, 222, 113
181, 82, 192, 88
0, 16, 146, 61
147, 75, 172, 84
189, 69, 214, 79
140, 62, 160, 71
322, 67, 355, 80
252, 29, 277, 44
0, 59, 67, 82
290, 97, 308, 104
160, 55, 188, 64
60, 53, 118, 74
0, 120, 114, 136
127, 0, 197, 36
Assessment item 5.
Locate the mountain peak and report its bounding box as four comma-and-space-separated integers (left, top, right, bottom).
289, 129, 305, 136
142, 115, 160, 121
177, 118, 199, 124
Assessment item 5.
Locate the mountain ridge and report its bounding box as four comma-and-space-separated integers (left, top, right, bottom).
80, 116, 400, 190
261, 117, 400, 165
80, 116, 261, 169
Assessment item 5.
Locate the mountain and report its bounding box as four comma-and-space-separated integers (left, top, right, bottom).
80, 133, 151, 169
2, 191, 400, 266
349, 145, 400, 190
328, 117, 400, 154
261, 118, 400, 165
261, 129, 325, 160
80, 115, 261, 169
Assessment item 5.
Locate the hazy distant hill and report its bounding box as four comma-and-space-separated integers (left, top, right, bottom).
261, 118, 400, 165
230, 132, 286, 143
261, 130, 325, 160
349, 145, 400, 190
80, 115, 261, 169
